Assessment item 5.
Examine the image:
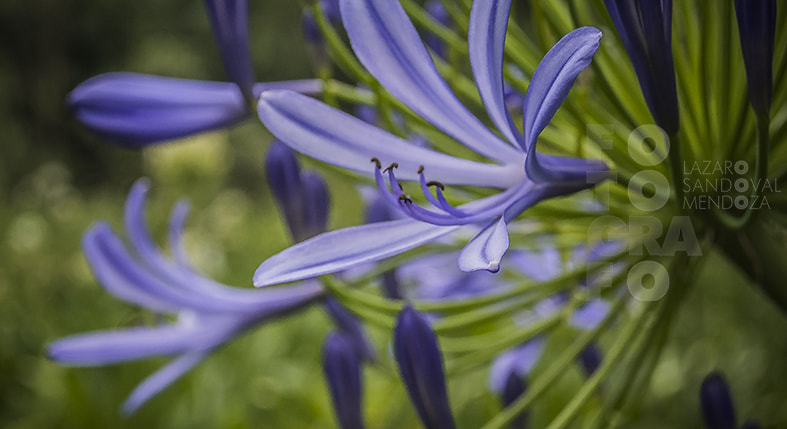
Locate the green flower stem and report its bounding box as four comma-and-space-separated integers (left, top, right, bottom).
446, 312, 564, 375
544, 299, 661, 429
309, 4, 371, 84
479, 290, 636, 429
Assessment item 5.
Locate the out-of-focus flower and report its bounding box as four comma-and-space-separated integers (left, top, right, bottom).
46, 180, 323, 413
68, 0, 322, 147
394, 305, 456, 429
254, 0, 609, 286
734, 0, 777, 114
604, 0, 679, 134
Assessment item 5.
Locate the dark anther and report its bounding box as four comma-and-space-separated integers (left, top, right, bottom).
371, 157, 382, 169
398, 194, 413, 203
383, 162, 399, 173
398, 184, 404, 191
426, 181, 445, 190
417, 165, 424, 174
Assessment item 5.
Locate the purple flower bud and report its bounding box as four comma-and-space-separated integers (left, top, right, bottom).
265, 141, 330, 242
604, 0, 679, 134
393, 306, 456, 429
301, 172, 330, 239
203, 0, 255, 100
381, 270, 402, 300
501, 373, 529, 429
700, 372, 737, 429
324, 298, 376, 361
734, 0, 776, 114
579, 343, 602, 376
323, 333, 365, 429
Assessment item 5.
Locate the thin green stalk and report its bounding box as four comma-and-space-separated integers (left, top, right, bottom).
479, 290, 633, 429
544, 298, 660, 429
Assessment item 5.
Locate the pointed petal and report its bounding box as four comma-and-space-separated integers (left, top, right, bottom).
523, 27, 601, 149
121, 351, 207, 415
47, 325, 199, 366
468, 0, 524, 147
521, 28, 610, 186
458, 217, 509, 273
258, 90, 522, 188
339, 0, 521, 162
254, 219, 459, 287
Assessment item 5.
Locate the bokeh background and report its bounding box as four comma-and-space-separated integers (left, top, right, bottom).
1, 1, 787, 428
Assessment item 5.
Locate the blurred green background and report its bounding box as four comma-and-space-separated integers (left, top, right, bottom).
1, 0, 787, 428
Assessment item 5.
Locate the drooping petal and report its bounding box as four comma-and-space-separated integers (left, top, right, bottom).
339, 0, 521, 162
468, 0, 524, 147
457, 217, 509, 273
203, 0, 255, 98
700, 372, 737, 429
258, 90, 522, 188
522, 28, 610, 186
323, 333, 365, 429
253, 218, 459, 287
121, 351, 208, 415
393, 306, 456, 429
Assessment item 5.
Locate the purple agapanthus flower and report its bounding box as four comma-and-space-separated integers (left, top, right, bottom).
253, 0, 610, 286
46, 180, 323, 414
68, 0, 322, 147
